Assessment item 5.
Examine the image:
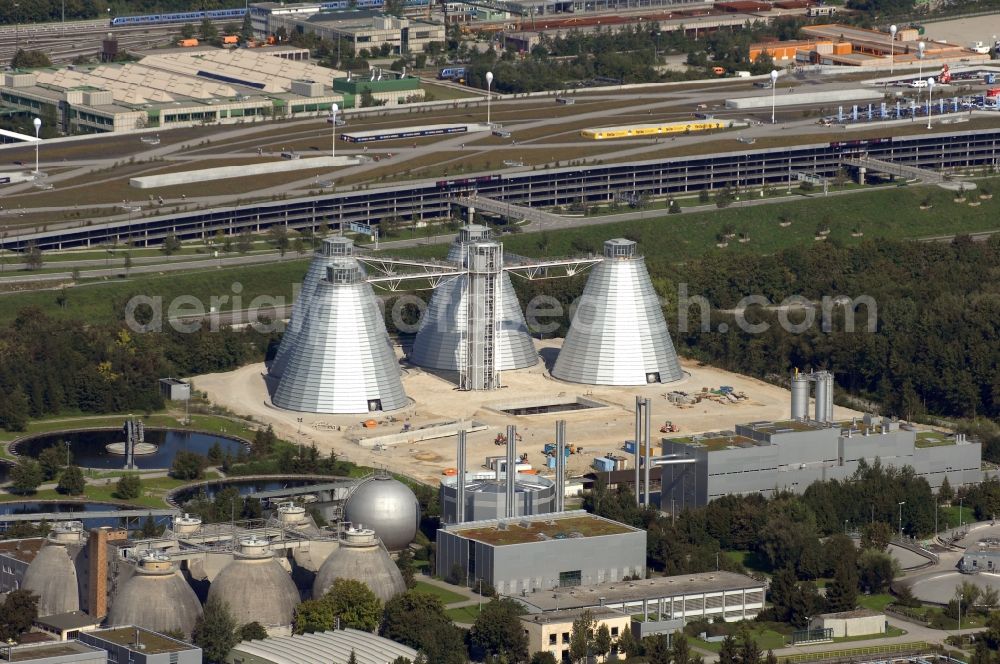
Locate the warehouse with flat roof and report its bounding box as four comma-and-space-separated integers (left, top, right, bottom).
435, 510, 646, 595
518, 570, 766, 623
0, 48, 345, 134
226, 628, 418, 664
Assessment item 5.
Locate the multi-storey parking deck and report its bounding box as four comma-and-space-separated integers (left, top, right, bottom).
6, 128, 1000, 251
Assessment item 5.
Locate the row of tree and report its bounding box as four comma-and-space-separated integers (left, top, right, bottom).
584, 459, 960, 610
0, 308, 275, 432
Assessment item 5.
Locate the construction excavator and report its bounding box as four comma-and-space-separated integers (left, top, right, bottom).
494, 432, 524, 445
659, 421, 680, 433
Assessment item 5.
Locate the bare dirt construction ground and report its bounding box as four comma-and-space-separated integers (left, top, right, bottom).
194, 338, 861, 486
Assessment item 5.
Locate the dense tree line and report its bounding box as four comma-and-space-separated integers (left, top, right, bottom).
671, 236, 1000, 423
585, 461, 940, 622
513, 235, 1000, 430
0, 308, 274, 432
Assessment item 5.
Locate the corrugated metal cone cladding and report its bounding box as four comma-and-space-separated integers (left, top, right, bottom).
410, 225, 537, 371
270, 237, 358, 379
272, 256, 407, 414
552, 239, 683, 386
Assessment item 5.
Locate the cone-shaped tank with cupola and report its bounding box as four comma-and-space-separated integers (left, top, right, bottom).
552, 239, 683, 386
269, 237, 358, 379
272, 258, 407, 414
410, 227, 537, 372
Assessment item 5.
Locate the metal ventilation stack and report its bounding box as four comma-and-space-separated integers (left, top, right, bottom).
410, 232, 537, 377
270, 237, 357, 378
272, 258, 406, 414
552, 239, 683, 386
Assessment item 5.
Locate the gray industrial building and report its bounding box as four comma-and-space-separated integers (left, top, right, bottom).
79, 628, 201, 664
660, 417, 982, 509
517, 570, 767, 625
960, 538, 1000, 573
0, 537, 43, 594
439, 472, 556, 524
436, 510, 646, 595
0, 641, 107, 664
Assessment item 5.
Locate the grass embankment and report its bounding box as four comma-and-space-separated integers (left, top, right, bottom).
0, 258, 311, 327
412, 580, 468, 605
0, 473, 222, 509
0, 412, 256, 451
380, 179, 1000, 265
3, 179, 999, 326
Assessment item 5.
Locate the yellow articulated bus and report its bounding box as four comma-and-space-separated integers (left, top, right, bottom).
581, 121, 729, 140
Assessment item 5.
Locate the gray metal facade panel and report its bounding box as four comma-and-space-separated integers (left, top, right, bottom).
410, 271, 538, 371
552, 257, 682, 386
270, 241, 360, 379
660, 430, 983, 508
273, 271, 407, 414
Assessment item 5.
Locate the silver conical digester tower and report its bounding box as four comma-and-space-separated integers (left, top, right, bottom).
272, 258, 407, 413
552, 238, 683, 386
270, 236, 357, 378
410, 227, 537, 375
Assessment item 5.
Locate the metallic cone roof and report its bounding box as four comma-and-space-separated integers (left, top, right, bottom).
270, 237, 357, 378
410, 228, 537, 371
272, 258, 407, 414
552, 239, 683, 386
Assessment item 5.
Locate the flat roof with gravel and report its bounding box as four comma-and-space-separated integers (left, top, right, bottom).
451, 513, 636, 546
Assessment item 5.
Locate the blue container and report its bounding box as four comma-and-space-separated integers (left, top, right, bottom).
547, 456, 557, 469
592, 457, 615, 472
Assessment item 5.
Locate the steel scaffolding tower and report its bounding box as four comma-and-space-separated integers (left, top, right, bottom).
462, 242, 503, 390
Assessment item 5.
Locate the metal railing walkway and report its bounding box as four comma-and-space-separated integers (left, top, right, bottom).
454, 194, 564, 225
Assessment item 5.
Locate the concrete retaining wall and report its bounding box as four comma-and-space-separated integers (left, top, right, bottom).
129, 156, 359, 189
725, 89, 883, 109
354, 419, 487, 448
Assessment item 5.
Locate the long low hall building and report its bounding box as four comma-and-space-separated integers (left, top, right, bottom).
660, 416, 982, 509
517, 571, 767, 624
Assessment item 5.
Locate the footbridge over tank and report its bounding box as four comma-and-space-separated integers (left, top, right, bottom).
841, 156, 975, 191
454, 194, 564, 225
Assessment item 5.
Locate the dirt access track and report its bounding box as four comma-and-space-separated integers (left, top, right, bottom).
194, 338, 861, 486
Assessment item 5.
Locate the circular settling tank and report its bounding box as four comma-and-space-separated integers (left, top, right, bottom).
907, 571, 1000, 604
15, 429, 247, 470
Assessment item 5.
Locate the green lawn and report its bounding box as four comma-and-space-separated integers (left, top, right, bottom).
937, 505, 970, 529
832, 626, 906, 644
0, 471, 222, 509
0, 258, 311, 326
377, 179, 1000, 270
693, 627, 787, 652
445, 605, 482, 624
724, 550, 772, 574
494, 180, 1000, 266
857, 593, 895, 612
0, 412, 255, 449
413, 580, 468, 605
4, 178, 998, 327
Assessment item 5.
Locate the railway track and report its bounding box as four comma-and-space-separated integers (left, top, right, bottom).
0, 18, 239, 64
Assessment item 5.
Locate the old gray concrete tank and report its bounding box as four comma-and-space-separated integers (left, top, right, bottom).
21, 521, 85, 617
313, 527, 406, 603
343, 475, 420, 551
207, 537, 300, 634
108, 553, 203, 638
